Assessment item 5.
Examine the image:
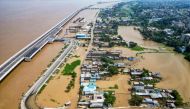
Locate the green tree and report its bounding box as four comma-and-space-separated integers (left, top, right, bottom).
184, 53, 190, 62
104, 92, 116, 106
129, 95, 143, 106
171, 90, 183, 106
108, 66, 119, 75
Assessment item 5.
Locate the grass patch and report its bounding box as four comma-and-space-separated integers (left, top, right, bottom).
131, 45, 144, 51
62, 60, 81, 75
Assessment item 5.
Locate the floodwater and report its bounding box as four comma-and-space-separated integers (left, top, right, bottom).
118, 26, 190, 102
0, 0, 99, 64
0, 42, 64, 109
0, 0, 103, 109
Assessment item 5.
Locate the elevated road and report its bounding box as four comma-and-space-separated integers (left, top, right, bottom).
21, 40, 76, 109
0, 7, 86, 82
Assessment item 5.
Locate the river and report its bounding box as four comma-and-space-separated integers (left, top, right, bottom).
0, 0, 100, 64
118, 26, 190, 102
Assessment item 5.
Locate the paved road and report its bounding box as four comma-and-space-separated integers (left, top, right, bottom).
21, 40, 76, 109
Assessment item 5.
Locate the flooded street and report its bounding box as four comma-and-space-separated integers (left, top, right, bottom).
118, 26, 190, 102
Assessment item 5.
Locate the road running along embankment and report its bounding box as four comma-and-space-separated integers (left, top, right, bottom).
20, 40, 77, 109
0, 6, 88, 82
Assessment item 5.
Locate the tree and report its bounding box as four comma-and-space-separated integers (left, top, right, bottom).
141, 68, 149, 77
104, 92, 116, 106
129, 41, 137, 48
171, 90, 183, 106
184, 53, 190, 62
101, 57, 114, 64
129, 95, 143, 106
108, 66, 119, 75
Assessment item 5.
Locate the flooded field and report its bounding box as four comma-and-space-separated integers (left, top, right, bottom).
0, 42, 64, 109
96, 74, 131, 107
118, 26, 190, 102
36, 46, 86, 109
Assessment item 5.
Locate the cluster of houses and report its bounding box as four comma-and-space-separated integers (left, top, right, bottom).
78, 59, 104, 108
86, 49, 125, 60
128, 69, 177, 108
93, 11, 128, 48
78, 49, 126, 108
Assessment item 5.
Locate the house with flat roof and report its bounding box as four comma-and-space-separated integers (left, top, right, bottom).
76, 33, 91, 39
83, 82, 96, 95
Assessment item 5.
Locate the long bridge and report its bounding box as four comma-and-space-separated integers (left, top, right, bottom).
0, 7, 87, 82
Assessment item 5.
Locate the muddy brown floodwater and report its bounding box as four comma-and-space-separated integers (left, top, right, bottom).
0, 42, 64, 109
118, 26, 190, 102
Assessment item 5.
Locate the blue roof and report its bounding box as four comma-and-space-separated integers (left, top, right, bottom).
76, 34, 90, 39
83, 82, 96, 92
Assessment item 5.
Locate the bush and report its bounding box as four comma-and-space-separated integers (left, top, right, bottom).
108, 66, 119, 75
131, 45, 144, 51
171, 90, 183, 106
101, 57, 114, 64
129, 41, 137, 48
129, 95, 143, 106
104, 91, 116, 106
184, 53, 190, 62
71, 72, 77, 78
141, 68, 149, 77
109, 84, 118, 89
114, 84, 118, 89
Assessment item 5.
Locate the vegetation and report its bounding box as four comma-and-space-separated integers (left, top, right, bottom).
131, 45, 144, 51
104, 91, 116, 106
128, 41, 144, 51
101, 57, 114, 64
38, 84, 47, 94
109, 84, 118, 89
141, 68, 149, 77
62, 60, 80, 92
108, 66, 119, 76
184, 53, 190, 61
128, 95, 143, 106
142, 79, 159, 85
62, 60, 81, 75
124, 0, 190, 62
65, 71, 77, 92
171, 90, 184, 106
